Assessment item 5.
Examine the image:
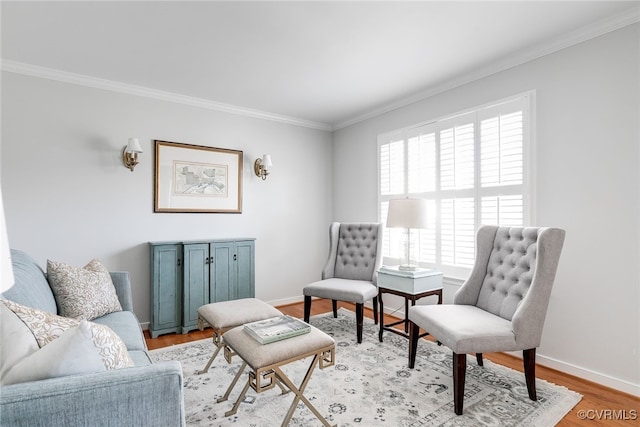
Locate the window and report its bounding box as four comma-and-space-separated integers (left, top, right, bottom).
378, 93, 533, 278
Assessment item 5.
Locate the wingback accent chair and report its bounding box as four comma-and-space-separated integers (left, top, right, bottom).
408, 225, 565, 415
303, 222, 383, 343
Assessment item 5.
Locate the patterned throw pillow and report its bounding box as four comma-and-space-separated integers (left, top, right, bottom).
47, 259, 122, 320
1, 299, 134, 370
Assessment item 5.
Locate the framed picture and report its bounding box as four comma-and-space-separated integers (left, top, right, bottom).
154, 140, 243, 213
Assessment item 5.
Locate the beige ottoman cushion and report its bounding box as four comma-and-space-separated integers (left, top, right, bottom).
223, 325, 335, 370
197, 298, 281, 330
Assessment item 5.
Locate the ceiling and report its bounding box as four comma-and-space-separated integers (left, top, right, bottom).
1, 1, 638, 130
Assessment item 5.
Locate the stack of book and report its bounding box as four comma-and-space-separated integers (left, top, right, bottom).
244, 315, 310, 344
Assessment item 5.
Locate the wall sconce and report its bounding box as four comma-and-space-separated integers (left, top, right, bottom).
122, 138, 143, 172
254, 154, 272, 180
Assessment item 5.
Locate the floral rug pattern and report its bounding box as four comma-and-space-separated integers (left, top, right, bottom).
150, 309, 581, 426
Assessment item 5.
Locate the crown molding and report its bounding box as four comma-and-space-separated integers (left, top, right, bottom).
333, 6, 640, 131
2, 6, 637, 133
0, 60, 333, 132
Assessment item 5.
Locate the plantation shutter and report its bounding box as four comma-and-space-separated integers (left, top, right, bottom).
378, 93, 531, 278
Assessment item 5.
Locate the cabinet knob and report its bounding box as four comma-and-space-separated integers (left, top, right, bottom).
177, 258, 181, 267
233, 254, 237, 261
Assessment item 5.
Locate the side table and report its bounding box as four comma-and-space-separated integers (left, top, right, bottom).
377, 266, 443, 342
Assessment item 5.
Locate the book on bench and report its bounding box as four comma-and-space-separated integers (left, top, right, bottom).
244, 315, 310, 344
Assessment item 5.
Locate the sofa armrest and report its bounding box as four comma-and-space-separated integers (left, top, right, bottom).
109, 271, 134, 312
0, 362, 185, 427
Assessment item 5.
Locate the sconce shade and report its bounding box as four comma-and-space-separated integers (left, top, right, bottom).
386, 198, 429, 229
254, 154, 273, 180
126, 138, 143, 153
1, 189, 15, 293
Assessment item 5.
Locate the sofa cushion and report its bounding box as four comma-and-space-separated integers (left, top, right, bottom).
2, 321, 107, 385
128, 350, 153, 366
92, 311, 147, 351
2, 250, 57, 314
1, 299, 134, 370
47, 259, 122, 320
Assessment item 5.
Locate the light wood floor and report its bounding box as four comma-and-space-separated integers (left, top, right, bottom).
144, 299, 639, 426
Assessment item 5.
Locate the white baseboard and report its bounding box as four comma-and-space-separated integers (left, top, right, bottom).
535, 354, 640, 397
266, 295, 306, 307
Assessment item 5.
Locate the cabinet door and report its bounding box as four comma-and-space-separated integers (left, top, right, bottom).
235, 240, 255, 299
210, 242, 233, 303
150, 245, 182, 337
183, 243, 210, 332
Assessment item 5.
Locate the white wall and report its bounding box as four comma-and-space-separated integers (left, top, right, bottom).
0, 72, 334, 324
332, 24, 640, 394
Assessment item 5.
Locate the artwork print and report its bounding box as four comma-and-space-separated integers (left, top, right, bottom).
154, 141, 243, 213
173, 161, 228, 197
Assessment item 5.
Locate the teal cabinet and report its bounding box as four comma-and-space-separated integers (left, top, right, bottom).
150, 245, 182, 338
149, 239, 255, 338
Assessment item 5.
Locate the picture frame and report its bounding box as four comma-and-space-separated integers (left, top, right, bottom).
154, 140, 243, 213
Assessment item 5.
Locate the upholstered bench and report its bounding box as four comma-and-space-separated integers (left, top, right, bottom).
220, 325, 336, 426
196, 298, 282, 374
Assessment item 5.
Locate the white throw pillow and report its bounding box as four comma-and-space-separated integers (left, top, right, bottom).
0, 302, 39, 383
2, 321, 107, 385
1, 299, 134, 370
47, 258, 122, 320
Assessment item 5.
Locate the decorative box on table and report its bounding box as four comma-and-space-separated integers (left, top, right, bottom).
378, 266, 443, 294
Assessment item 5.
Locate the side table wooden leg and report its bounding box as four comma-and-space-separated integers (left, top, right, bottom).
378, 290, 384, 342
404, 297, 409, 333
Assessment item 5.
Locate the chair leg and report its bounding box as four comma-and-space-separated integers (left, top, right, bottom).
304, 296, 311, 323
523, 348, 537, 401
355, 303, 363, 343
476, 353, 484, 366
332, 300, 338, 318
408, 321, 419, 369
372, 296, 379, 325
453, 353, 466, 415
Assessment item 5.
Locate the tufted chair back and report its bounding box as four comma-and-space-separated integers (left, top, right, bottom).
322, 222, 383, 284
476, 227, 540, 320
454, 225, 565, 347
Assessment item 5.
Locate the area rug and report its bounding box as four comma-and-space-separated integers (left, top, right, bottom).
150, 308, 581, 426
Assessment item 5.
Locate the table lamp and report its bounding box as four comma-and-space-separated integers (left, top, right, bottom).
386, 198, 428, 271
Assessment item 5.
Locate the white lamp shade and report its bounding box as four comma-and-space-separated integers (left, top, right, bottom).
1, 189, 15, 293
126, 138, 143, 153
261, 154, 272, 167
386, 198, 429, 229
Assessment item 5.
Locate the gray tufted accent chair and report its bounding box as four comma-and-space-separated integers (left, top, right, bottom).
408, 225, 565, 415
303, 222, 383, 343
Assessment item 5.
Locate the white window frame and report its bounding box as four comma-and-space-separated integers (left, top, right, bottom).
377, 91, 536, 279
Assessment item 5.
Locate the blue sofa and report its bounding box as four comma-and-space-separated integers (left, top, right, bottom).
0, 250, 185, 427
